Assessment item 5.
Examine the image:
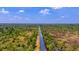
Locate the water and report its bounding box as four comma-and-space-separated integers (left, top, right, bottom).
39, 26, 47, 51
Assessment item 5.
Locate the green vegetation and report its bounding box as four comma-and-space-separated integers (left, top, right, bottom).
0, 24, 79, 51
41, 24, 79, 51
0, 24, 38, 51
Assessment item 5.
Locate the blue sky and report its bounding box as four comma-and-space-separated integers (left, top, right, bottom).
0, 7, 79, 24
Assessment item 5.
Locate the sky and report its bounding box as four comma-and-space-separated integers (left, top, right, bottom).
0, 7, 79, 24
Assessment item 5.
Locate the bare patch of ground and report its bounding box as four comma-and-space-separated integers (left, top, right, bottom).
35, 34, 40, 51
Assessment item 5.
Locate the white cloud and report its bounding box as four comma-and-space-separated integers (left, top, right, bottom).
61, 16, 65, 18
52, 7, 63, 10
0, 8, 9, 14
39, 9, 50, 15
19, 10, 24, 13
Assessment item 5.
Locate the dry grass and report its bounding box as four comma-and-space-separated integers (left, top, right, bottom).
17, 36, 25, 42
26, 32, 32, 37
35, 34, 40, 51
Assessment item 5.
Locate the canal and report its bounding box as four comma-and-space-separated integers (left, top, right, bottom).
39, 26, 47, 51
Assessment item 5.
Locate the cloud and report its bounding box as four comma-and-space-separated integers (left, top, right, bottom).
61, 16, 65, 18
39, 9, 50, 15
0, 8, 9, 14
51, 7, 63, 10
19, 10, 24, 13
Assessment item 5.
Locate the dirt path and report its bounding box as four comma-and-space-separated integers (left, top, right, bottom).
35, 34, 40, 51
